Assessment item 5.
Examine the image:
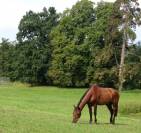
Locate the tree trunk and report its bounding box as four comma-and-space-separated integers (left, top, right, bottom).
118, 28, 126, 91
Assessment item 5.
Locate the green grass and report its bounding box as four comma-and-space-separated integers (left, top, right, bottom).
0, 84, 141, 133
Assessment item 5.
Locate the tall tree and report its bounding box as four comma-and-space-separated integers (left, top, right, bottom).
15, 7, 59, 84
48, 0, 95, 87
0, 38, 15, 78
114, 0, 141, 91
86, 2, 121, 88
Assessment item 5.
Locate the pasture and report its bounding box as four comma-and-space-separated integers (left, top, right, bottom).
0, 83, 141, 133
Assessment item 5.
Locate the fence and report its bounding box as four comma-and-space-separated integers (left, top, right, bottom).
0, 77, 10, 85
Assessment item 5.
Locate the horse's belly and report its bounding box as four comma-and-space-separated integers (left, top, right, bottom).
97, 101, 110, 105
97, 95, 112, 105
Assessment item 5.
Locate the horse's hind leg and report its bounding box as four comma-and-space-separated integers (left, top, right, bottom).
106, 103, 113, 124
112, 103, 118, 124
112, 92, 119, 124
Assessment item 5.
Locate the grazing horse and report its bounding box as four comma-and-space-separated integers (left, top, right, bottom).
72, 84, 119, 124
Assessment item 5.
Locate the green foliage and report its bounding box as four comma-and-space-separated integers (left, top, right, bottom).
13, 7, 59, 85
0, 0, 141, 89
0, 38, 15, 78
48, 0, 95, 87
120, 90, 141, 115
86, 2, 120, 88
120, 102, 141, 114
123, 45, 141, 89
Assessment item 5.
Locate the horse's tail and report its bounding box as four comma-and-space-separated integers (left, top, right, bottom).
113, 91, 120, 117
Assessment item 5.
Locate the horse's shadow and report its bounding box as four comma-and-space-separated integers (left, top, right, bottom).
78, 121, 128, 126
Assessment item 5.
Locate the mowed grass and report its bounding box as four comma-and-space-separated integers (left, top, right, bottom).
0, 83, 141, 133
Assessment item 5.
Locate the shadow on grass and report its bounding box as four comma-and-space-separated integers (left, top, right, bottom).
78, 121, 128, 126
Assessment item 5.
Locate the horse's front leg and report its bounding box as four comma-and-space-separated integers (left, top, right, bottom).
88, 104, 92, 124
94, 105, 97, 123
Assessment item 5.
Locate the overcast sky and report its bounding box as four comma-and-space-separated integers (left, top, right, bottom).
0, 0, 140, 42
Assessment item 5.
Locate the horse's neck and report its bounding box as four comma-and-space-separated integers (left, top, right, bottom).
78, 90, 91, 111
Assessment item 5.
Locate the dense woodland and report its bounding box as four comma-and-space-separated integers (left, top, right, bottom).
0, 0, 141, 89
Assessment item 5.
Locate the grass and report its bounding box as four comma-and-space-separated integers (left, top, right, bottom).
0, 83, 141, 133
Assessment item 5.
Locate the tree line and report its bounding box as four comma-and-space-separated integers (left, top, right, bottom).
0, 0, 141, 89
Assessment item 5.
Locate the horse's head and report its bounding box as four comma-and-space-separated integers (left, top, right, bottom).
72, 105, 81, 123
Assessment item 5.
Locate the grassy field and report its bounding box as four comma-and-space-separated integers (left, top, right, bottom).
0, 83, 141, 133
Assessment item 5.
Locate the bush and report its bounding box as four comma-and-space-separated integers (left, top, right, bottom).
119, 102, 141, 115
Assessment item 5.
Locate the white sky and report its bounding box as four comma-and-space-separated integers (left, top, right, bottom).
0, 0, 140, 42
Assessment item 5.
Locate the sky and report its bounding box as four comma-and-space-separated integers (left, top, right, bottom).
0, 0, 141, 42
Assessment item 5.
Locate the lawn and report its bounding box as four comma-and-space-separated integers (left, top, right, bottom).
0, 83, 141, 133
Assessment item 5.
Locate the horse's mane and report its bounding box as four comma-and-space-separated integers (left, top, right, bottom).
77, 88, 90, 107
91, 84, 99, 89
77, 84, 100, 107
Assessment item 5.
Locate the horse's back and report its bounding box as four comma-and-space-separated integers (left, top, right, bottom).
91, 85, 119, 105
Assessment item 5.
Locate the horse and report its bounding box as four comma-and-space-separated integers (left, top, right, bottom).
72, 84, 120, 124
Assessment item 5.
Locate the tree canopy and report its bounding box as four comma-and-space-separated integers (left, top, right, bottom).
0, 0, 141, 89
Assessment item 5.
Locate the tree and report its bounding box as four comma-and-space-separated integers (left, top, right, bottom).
124, 44, 141, 89
49, 1, 121, 88
114, 0, 141, 91
0, 38, 15, 78
86, 2, 120, 88
14, 7, 59, 85
48, 0, 95, 87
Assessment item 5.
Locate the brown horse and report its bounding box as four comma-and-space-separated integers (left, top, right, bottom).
72, 84, 119, 124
